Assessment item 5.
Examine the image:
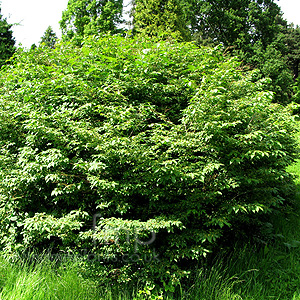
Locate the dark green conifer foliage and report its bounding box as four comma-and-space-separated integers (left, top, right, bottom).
40, 26, 58, 48
0, 9, 15, 67
283, 25, 300, 80
133, 0, 190, 41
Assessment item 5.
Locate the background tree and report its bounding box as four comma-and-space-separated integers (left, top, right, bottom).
40, 26, 58, 48
180, 0, 282, 52
60, 0, 124, 41
174, 0, 299, 104
282, 25, 300, 80
133, 0, 190, 41
0, 9, 15, 67
247, 41, 294, 104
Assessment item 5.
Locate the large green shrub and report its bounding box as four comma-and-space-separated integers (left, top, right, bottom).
0, 36, 297, 286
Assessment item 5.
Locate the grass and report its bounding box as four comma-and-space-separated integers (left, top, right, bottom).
1, 213, 300, 300
0, 255, 101, 300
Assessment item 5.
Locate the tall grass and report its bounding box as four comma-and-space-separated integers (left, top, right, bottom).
0, 254, 146, 300
2, 237, 300, 300
0, 255, 101, 300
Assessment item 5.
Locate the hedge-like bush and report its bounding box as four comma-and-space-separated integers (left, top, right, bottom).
0, 36, 297, 286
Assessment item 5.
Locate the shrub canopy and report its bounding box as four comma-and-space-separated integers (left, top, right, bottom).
0, 35, 297, 284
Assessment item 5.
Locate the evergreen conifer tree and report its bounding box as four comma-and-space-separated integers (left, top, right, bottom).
40, 26, 58, 48
133, 0, 190, 41
0, 9, 15, 66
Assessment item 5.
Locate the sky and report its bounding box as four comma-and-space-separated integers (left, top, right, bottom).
0, 0, 299, 49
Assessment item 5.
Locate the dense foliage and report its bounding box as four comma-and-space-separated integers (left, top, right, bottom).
0, 36, 297, 285
0, 9, 15, 67
60, 0, 124, 42
58, 0, 300, 105
133, 0, 190, 41
180, 0, 282, 50
127, 0, 299, 104
282, 25, 300, 80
